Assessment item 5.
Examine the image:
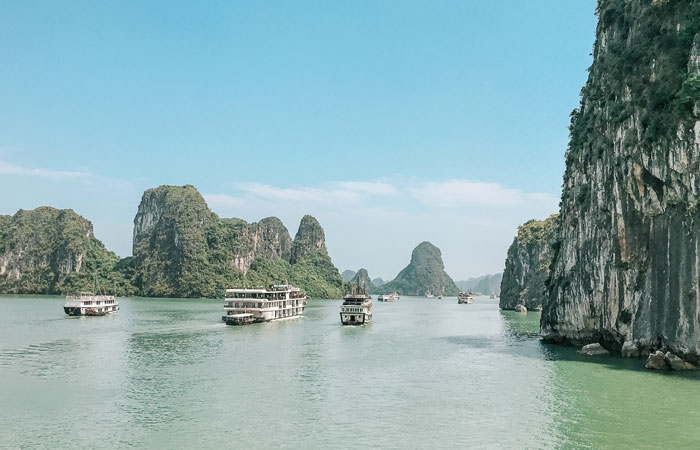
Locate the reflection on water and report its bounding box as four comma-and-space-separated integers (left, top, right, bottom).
500, 309, 541, 339
1, 295, 700, 449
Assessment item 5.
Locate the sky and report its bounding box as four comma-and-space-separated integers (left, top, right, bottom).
0, 0, 597, 281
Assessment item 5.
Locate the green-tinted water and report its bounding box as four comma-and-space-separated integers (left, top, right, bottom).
1, 295, 699, 449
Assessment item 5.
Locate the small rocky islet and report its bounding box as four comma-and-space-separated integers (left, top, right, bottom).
343, 241, 460, 297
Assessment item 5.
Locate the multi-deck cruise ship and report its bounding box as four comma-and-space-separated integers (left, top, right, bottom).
64, 292, 119, 316
340, 292, 372, 325
458, 291, 475, 304
222, 285, 307, 325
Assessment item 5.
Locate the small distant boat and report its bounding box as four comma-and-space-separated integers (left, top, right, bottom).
222, 284, 307, 325
425, 291, 434, 298
64, 291, 119, 316
340, 292, 372, 325
378, 292, 399, 302
457, 291, 475, 304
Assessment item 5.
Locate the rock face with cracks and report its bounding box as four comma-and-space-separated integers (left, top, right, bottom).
500, 215, 559, 311
542, 0, 700, 364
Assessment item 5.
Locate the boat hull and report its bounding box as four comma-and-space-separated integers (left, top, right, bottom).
64, 307, 118, 316
222, 314, 304, 325
222, 316, 257, 325
340, 312, 371, 325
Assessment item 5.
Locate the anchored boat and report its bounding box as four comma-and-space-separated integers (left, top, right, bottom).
222, 284, 307, 325
64, 292, 119, 316
340, 293, 372, 325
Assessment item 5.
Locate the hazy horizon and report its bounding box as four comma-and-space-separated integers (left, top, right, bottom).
0, 1, 597, 280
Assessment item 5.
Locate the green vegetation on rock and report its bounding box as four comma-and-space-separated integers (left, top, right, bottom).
0, 207, 135, 295
542, 0, 700, 362
130, 185, 344, 298
500, 214, 559, 310
0, 185, 347, 299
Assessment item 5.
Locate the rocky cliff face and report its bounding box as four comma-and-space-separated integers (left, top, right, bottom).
543, 0, 700, 361
290, 215, 328, 263
350, 268, 372, 294
219, 216, 292, 274
500, 215, 559, 310
0, 207, 133, 295
132, 185, 214, 297
132, 185, 343, 298
376, 241, 459, 296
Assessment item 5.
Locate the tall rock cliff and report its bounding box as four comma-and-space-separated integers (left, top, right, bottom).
350, 268, 372, 294
500, 215, 559, 310
0, 207, 133, 295
376, 242, 459, 296
132, 185, 213, 297
290, 215, 328, 263
132, 185, 343, 298
284, 214, 345, 298
543, 0, 700, 360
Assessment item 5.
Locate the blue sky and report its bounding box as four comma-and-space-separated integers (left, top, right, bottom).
0, 1, 597, 280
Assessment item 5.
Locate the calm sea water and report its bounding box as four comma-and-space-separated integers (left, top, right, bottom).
1, 295, 699, 449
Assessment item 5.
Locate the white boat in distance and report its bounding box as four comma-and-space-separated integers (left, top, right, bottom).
378, 292, 399, 302
458, 292, 475, 304
223, 285, 307, 325
64, 292, 119, 316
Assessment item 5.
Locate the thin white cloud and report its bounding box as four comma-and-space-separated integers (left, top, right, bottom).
333, 181, 397, 196
206, 179, 557, 213
204, 193, 245, 209
0, 159, 134, 189
0, 160, 90, 180
409, 179, 558, 209
232, 181, 394, 207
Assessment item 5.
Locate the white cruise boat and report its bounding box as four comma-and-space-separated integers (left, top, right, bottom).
222, 284, 307, 325
378, 291, 399, 302
457, 291, 475, 304
340, 293, 372, 325
64, 292, 119, 316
